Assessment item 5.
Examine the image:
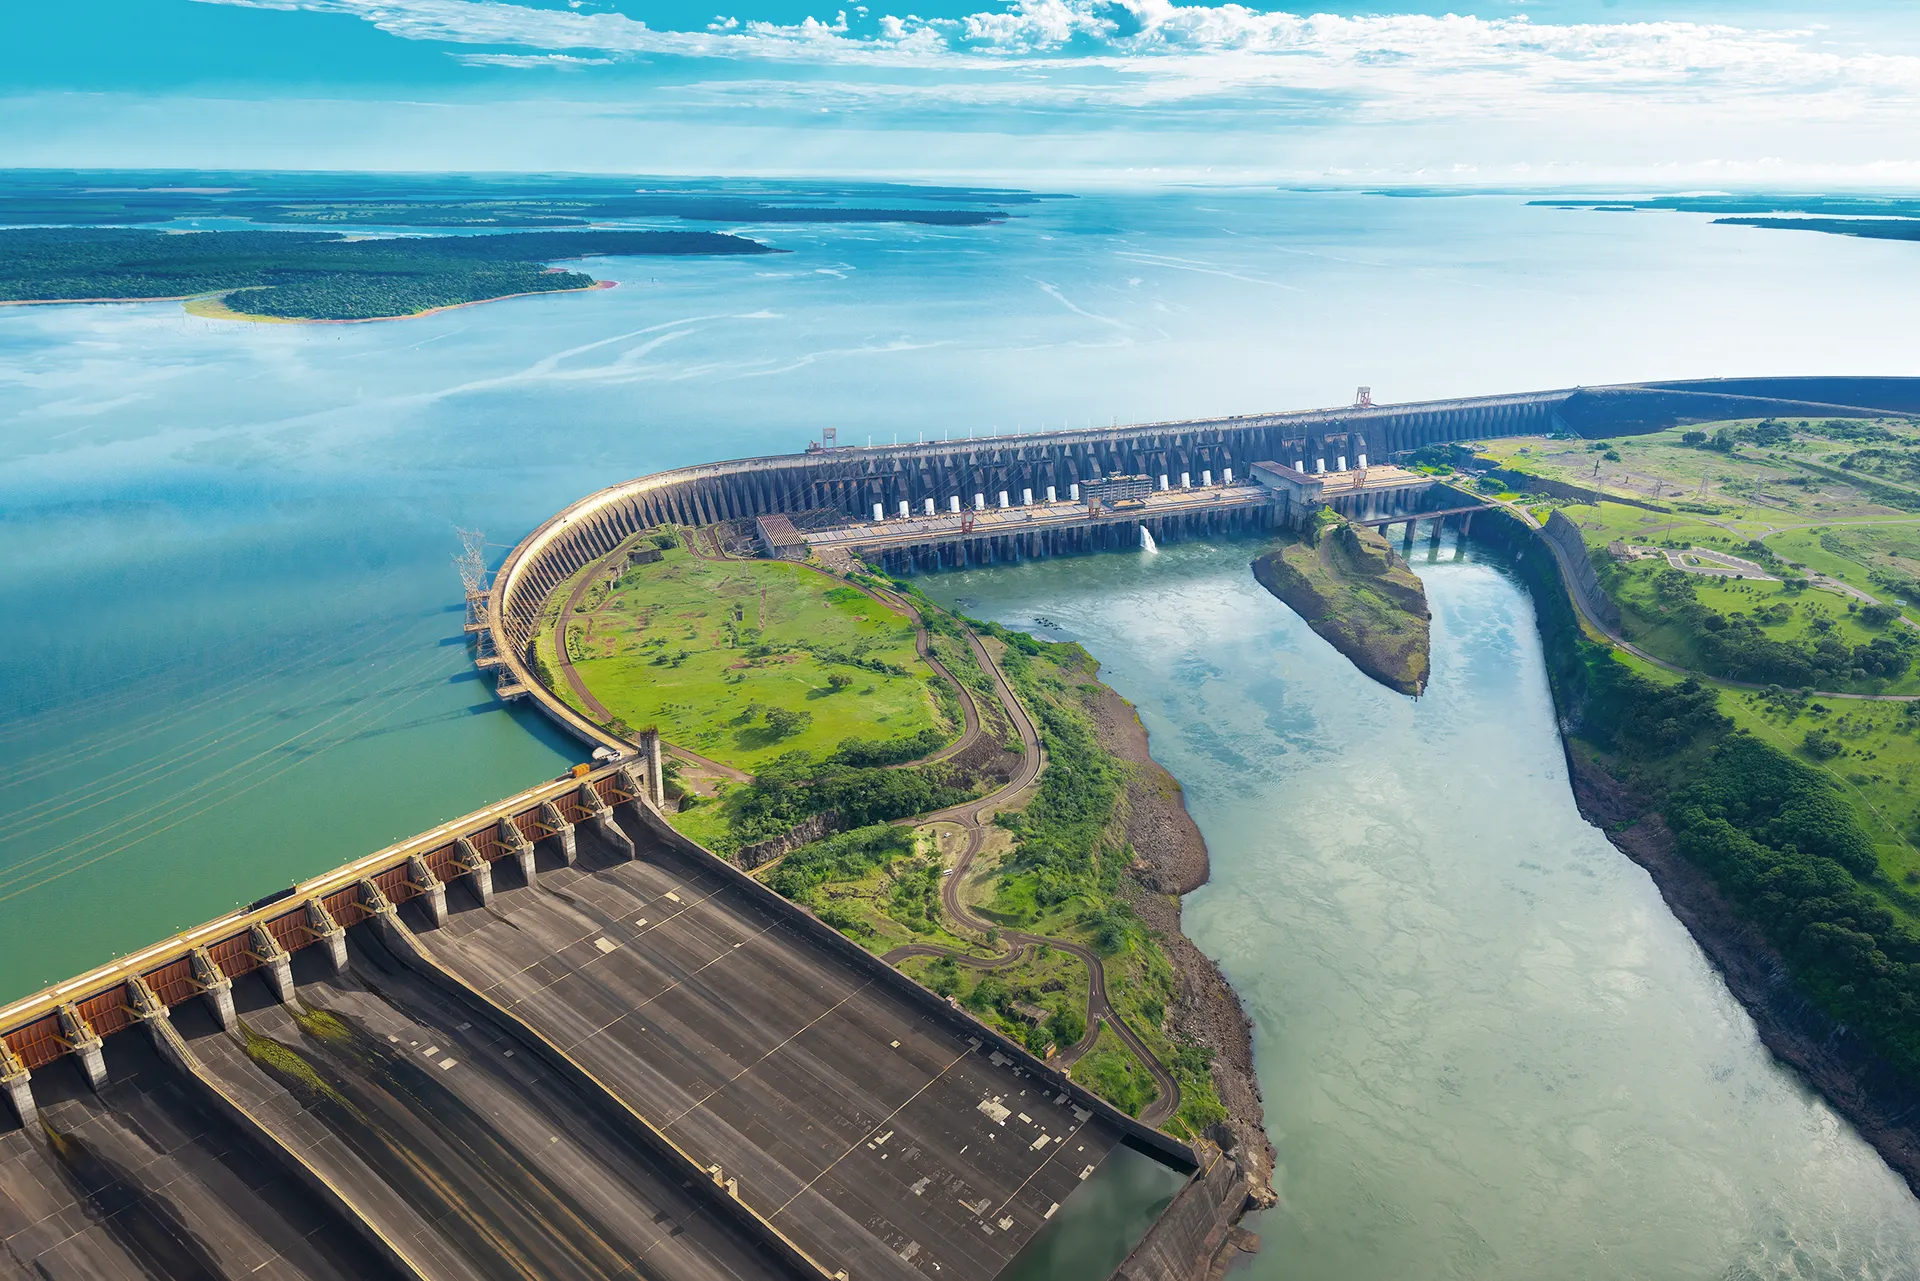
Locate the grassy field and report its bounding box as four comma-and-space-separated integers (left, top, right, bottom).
1467, 417, 1920, 696
1611, 647, 1920, 931
1597, 555, 1920, 695
568, 546, 950, 771
1477, 417, 1920, 523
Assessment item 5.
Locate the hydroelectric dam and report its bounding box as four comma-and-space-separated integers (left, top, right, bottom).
5, 375, 1919, 1281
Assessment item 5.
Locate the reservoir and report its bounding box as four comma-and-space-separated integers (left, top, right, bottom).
929, 538, 1920, 1280
7, 186, 1920, 1275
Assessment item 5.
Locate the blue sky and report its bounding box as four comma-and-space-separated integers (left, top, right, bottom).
7, 0, 1920, 182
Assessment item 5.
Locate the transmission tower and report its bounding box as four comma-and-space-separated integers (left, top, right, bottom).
455, 527, 488, 597
455, 527, 493, 644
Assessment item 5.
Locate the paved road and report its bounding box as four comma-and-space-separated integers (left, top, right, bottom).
560, 529, 1181, 1126
882, 627, 1181, 1127
1506, 498, 1920, 704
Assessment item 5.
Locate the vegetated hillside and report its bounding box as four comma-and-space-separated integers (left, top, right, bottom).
1478, 506, 1920, 1168
0, 227, 775, 319
1250, 513, 1431, 695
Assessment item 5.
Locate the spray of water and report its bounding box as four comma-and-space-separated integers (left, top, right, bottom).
1139, 526, 1158, 554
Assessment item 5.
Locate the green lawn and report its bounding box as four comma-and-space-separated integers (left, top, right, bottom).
1479, 419, 1920, 522
569, 548, 950, 770
1768, 523, 1920, 625
1609, 649, 1920, 931
1556, 499, 1765, 549
1601, 557, 1920, 695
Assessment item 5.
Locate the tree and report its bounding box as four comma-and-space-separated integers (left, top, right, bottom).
827, 673, 853, 692
765, 706, 813, 738
1682, 430, 1708, 445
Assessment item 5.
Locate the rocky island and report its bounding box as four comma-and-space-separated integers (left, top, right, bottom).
1251, 511, 1433, 696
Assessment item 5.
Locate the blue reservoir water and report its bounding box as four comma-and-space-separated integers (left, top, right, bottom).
6, 184, 1920, 1275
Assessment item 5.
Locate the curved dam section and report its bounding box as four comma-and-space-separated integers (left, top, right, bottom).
483, 375, 1920, 743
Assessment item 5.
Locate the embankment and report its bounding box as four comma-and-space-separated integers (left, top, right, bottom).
1470, 504, 1920, 1198
1083, 679, 1275, 1202
1250, 518, 1431, 696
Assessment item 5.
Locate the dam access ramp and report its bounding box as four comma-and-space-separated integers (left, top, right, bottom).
0, 762, 1176, 1281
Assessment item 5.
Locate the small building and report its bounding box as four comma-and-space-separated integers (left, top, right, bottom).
754, 514, 807, 560
1250, 459, 1326, 505
1011, 1001, 1051, 1027
1083, 474, 1154, 509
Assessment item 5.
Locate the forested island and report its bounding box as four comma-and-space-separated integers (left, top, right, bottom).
0, 170, 1031, 229
1251, 511, 1432, 696
0, 227, 776, 320
1528, 195, 1920, 245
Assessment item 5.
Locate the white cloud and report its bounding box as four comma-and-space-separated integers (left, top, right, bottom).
183, 0, 1920, 132
454, 51, 617, 66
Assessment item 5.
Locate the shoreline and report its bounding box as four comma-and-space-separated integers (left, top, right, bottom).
1082, 677, 1278, 1209
1485, 509, 1920, 1200
0, 279, 616, 323
1565, 744, 1920, 1199
183, 279, 618, 324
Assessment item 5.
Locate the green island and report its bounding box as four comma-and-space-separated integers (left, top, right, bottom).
1454, 414, 1920, 1127
1530, 194, 1920, 245
553, 531, 1248, 1154
1250, 509, 1432, 696
0, 227, 775, 321
0, 171, 1028, 229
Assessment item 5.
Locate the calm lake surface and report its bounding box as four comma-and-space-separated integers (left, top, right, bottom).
931, 539, 1920, 1280
6, 183, 1920, 1273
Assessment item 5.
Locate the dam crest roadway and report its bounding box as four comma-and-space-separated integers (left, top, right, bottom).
9, 375, 1920, 1280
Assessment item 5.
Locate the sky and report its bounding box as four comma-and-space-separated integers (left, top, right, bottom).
7, 0, 1920, 183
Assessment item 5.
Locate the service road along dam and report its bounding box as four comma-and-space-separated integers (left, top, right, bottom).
8, 374, 1920, 1281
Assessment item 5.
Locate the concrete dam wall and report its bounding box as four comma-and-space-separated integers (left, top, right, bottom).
0, 760, 1191, 1281
10, 375, 1919, 1280
483, 376, 1920, 696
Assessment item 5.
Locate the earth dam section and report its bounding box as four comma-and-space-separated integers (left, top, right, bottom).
926, 534, 1920, 1281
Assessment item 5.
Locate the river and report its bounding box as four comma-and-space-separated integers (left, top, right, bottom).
930, 536, 1920, 1280
7, 183, 1920, 1274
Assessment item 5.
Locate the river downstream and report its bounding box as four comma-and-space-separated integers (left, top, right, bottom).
929, 537, 1920, 1280
9, 184, 1920, 1275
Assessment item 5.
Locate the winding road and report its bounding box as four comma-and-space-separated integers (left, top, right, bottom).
1502, 498, 1920, 704
881, 626, 1182, 1128
550, 524, 1182, 1126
